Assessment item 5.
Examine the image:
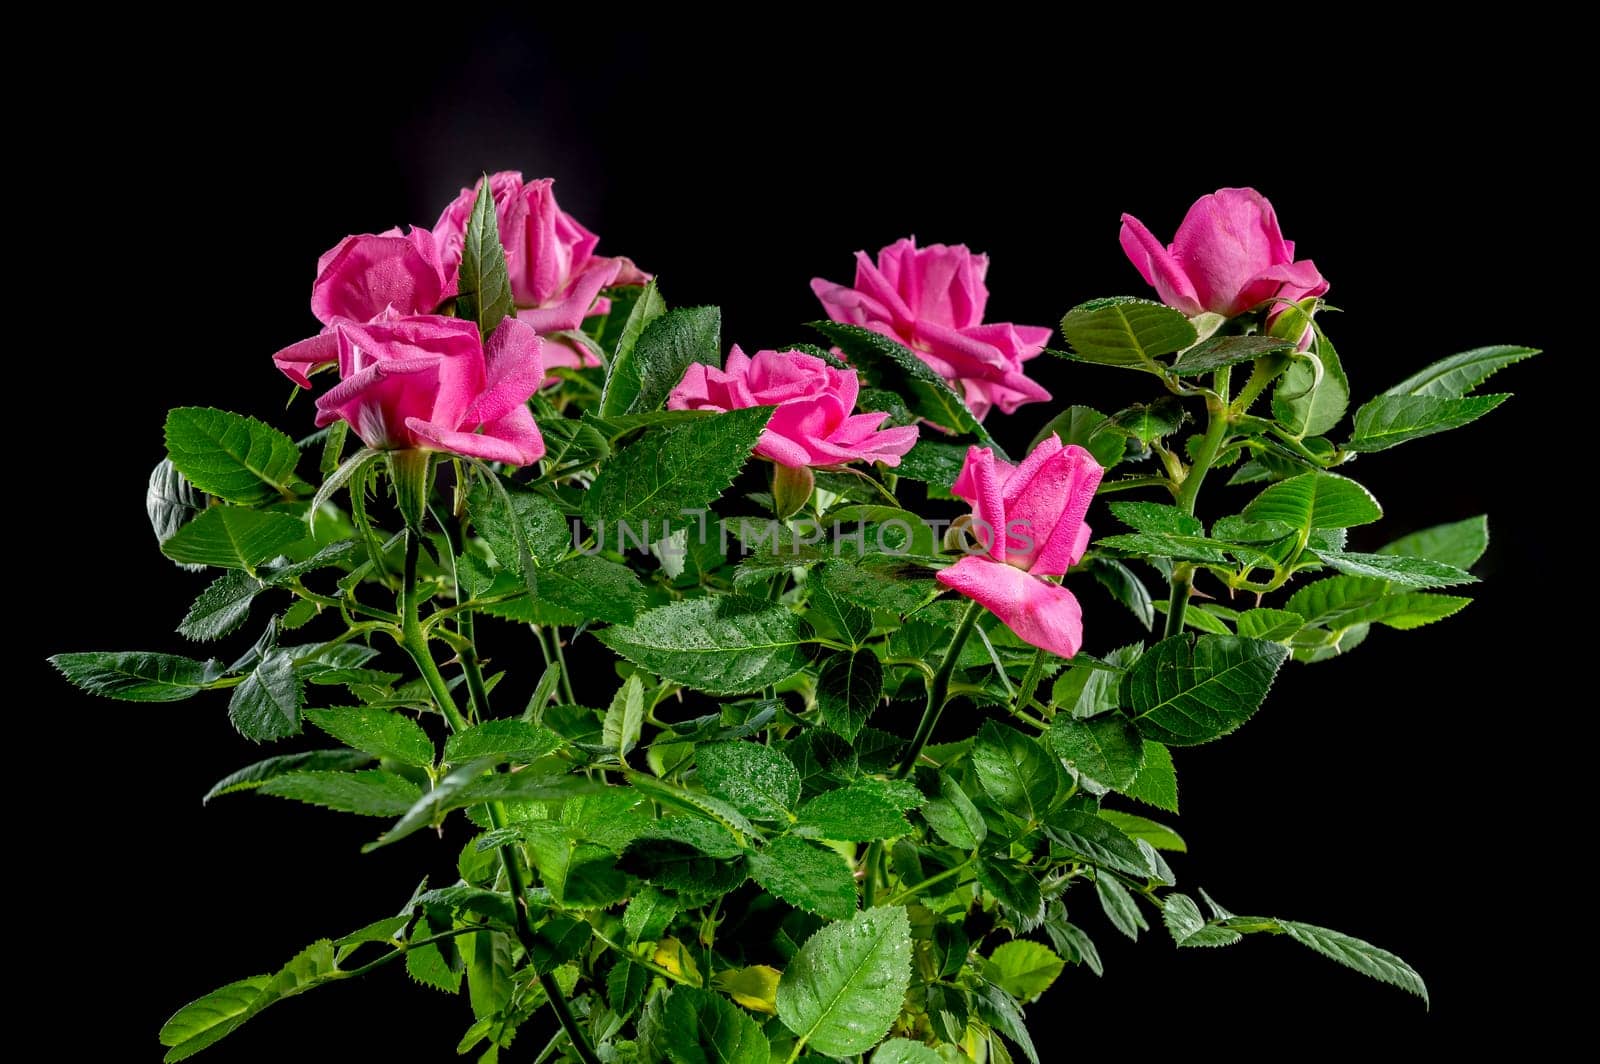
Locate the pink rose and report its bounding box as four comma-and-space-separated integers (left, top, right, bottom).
273, 227, 455, 377
936, 436, 1103, 658
434, 172, 649, 379
1119, 187, 1329, 320
310, 227, 452, 326
281, 311, 545, 466
667, 346, 919, 468
811, 238, 1051, 420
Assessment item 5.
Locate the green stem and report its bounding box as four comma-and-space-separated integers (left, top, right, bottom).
1230, 356, 1284, 418
399, 531, 469, 734
1166, 367, 1233, 640
895, 599, 983, 779
1164, 564, 1194, 640
551, 627, 577, 704
1175, 368, 1232, 514
882, 857, 976, 907
339, 925, 489, 980
1095, 475, 1176, 496
398, 530, 600, 1064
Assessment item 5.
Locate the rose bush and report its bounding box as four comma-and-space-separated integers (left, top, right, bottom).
51, 179, 1537, 1064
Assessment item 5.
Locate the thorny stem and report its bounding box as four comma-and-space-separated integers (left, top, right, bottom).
1167, 366, 1233, 638
397, 529, 602, 1064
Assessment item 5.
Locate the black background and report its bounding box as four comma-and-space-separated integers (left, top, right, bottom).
27, 25, 1574, 1059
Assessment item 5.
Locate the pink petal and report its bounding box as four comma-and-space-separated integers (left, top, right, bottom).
936, 556, 1085, 659
949, 447, 1007, 563
518, 257, 620, 334
1169, 188, 1285, 316
273, 331, 339, 389
1119, 213, 1202, 315
463, 317, 544, 426
406, 404, 545, 467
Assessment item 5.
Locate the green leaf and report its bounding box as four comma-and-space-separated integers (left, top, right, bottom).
1235, 608, 1304, 640
1109, 501, 1203, 536
1313, 550, 1477, 589
608, 277, 667, 360
817, 558, 936, 616
658, 985, 771, 1064
1094, 531, 1232, 566
895, 439, 968, 492
1287, 576, 1469, 631
975, 982, 1040, 1064
532, 555, 647, 624
161, 507, 309, 571
696, 740, 801, 821
1279, 920, 1428, 1003
455, 179, 514, 339
985, 940, 1064, 1003
1241, 472, 1382, 532
159, 940, 339, 1061
1028, 405, 1125, 468
370, 765, 591, 850
1095, 873, 1148, 940
467, 479, 570, 579
443, 719, 562, 765
971, 721, 1059, 823
628, 772, 758, 842
583, 406, 772, 546
1043, 811, 1151, 876
228, 644, 303, 741
147, 458, 205, 564
1058, 296, 1196, 371
811, 320, 1003, 453
602, 674, 646, 760
164, 407, 301, 504
1273, 325, 1350, 437
623, 886, 678, 944
816, 650, 883, 742
303, 707, 435, 767
1098, 809, 1186, 852
257, 769, 422, 816
873, 1039, 946, 1064
49, 650, 220, 702
1382, 344, 1538, 398
203, 749, 373, 802
1047, 715, 1145, 790
179, 570, 263, 641
1346, 393, 1509, 452
920, 772, 987, 850
1129, 634, 1288, 746
597, 596, 807, 695
1171, 334, 1294, 374
158, 975, 274, 1061
794, 782, 912, 841
776, 905, 913, 1058
1107, 397, 1189, 444
1163, 894, 1241, 948
748, 835, 858, 920
807, 579, 872, 648
1378, 515, 1489, 569
601, 305, 720, 417
621, 840, 747, 905
1086, 559, 1155, 630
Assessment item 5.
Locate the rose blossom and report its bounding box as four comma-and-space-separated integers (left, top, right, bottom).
936, 436, 1103, 658
434, 172, 648, 378
811, 238, 1051, 420
1119, 187, 1328, 322
272, 227, 453, 376
667, 346, 918, 468
278, 311, 545, 467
